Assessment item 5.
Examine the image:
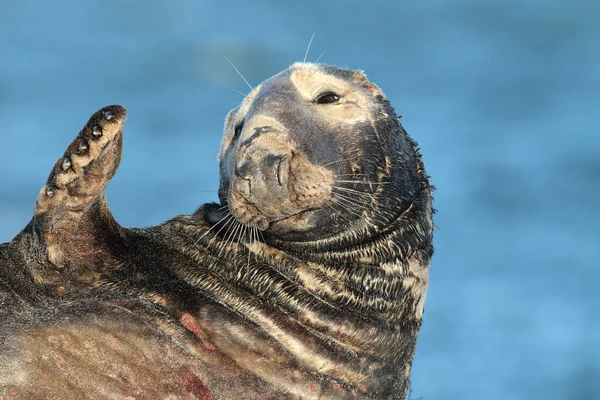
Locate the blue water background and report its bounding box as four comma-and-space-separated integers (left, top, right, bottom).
0, 1, 598, 398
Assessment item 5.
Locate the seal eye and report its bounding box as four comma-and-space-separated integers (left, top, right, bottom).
234, 121, 244, 139
315, 92, 340, 104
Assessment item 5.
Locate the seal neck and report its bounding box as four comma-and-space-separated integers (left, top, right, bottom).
170, 175, 432, 396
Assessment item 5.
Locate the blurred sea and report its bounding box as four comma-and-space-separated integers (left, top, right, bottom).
0, 1, 598, 399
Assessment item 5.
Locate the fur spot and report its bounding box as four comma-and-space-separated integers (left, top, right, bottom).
181, 314, 199, 336
180, 370, 212, 400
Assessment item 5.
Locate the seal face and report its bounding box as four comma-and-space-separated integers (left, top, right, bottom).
0, 63, 433, 400
217, 63, 419, 244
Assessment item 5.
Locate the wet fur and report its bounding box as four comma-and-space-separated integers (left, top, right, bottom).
0, 63, 433, 399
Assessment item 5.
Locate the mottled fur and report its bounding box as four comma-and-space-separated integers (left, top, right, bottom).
0, 63, 433, 399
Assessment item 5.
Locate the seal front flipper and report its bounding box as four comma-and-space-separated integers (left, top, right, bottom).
31, 105, 127, 283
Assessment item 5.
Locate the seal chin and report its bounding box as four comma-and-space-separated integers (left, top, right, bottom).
226, 186, 269, 230
227, 186, 321, 233
228, 200, 323, 235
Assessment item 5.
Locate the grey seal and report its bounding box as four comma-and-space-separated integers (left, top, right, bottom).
0, 62, 433, 399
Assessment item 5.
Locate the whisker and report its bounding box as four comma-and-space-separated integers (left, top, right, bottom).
223, 55, 253, 91
333, 191, 371, 210
320, 158, 351, 169
325, 203, 351, 223
334, 173, 371, 177
239, 223, 248, 245
222, 85, 247, 97
256, 227, 261, 262
227, 219, 243, 245
331, 199, 363, 219
333, 195, 366, 212
195, 213, 231, 244
233, 219, 245, 243
213, 216, 237, 254
338, 190, 369, 201
211, 216, 234, 244
214, 215, 235, 237
315, 51, 326, 64
334, 180, 390, 185
246, 225, 251, 269
206, 215, 235, 254
248, 226, 255, 263
304, 33, 315, 63
332, 190, 376, 209
252, 227, 259, 262
333, 191, 366, 206
219, 219, 241, 258
234, 222, 246, 258
331, 185, 372, 196
257, 228, 266, 245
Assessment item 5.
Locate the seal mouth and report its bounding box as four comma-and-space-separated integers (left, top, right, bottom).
264, 207, 321, 233
226, 191, 322, 232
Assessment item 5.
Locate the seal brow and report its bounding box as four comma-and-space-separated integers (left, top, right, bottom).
238, 126, 278, 149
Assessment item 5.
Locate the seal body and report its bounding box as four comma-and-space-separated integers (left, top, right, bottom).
0, 63, 433, 399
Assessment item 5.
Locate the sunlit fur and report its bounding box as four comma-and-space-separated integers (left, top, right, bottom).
0, 64, 433, 399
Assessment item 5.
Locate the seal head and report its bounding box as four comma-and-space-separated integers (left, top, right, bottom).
218, 63, 419, 243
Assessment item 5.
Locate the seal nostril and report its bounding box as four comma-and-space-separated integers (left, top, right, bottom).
276, 156, 290, 186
